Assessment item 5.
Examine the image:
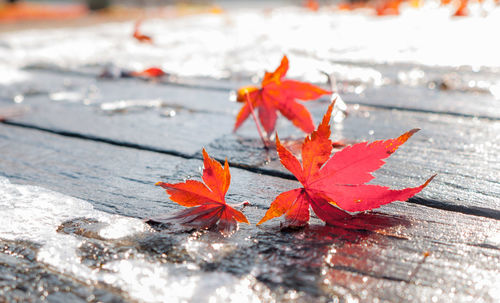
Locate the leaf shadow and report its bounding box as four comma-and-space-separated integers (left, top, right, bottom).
323, 211, 411, 234
249, 212, 411, 297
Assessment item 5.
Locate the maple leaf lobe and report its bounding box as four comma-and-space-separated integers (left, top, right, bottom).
260, 104, 435, 227
386, 128, 419, 154
153, 148, 248, 235
133, 20, 153, 43
234, 55, 331, 134
257, 188, 302, 225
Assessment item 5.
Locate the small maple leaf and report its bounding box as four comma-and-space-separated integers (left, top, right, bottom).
453, 0, 469, 16
258, 102, 435, 228
376, 0, 403, 16
154, 149, 249, 236
234, 55, 331, 135
304, 0, 320, 11
130, 67, 166, 78
133, 20, 153, 43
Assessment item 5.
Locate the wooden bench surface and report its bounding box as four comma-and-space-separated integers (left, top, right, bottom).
1, 63, 499, 302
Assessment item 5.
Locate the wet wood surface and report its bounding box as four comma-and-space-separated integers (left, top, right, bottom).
1, 67, 499, 302
3, 70, 499, 217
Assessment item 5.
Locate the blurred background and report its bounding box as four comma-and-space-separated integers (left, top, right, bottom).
1, 0, 499, 105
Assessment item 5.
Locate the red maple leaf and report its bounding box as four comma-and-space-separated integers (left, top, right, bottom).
304, 0, 320, 11
258, 102, 435, 228
154, 149, 249, 235
130, 67, 166, 78
453, 0, 469, 16
133, 20, 153, 43
234, 55, 331, 135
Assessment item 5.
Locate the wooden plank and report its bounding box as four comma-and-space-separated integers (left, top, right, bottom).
328, 60, 500, 120
0, 239, 128, 302
344, 84, 500, 120
3, 94, 235, 157
0, 69, 238, 114
262, 105, 500, 218
0, 124, 498, 302
2, 68, 499, 119
5, 85, 499, 215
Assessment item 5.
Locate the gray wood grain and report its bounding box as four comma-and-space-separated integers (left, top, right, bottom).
343, 84, 500, 120
4, 83, 499, 216
0, 124, 498, 303
264, 105, 500, 218
2, 67, 499, 119
0, 239, 128, 302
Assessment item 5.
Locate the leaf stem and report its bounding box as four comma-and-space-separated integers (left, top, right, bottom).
244, 91, 269, 149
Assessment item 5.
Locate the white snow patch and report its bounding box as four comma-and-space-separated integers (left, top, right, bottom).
1, 6, 500, 82
0, 177, 266, 303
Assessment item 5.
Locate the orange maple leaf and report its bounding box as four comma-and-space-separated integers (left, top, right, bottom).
234, 55, 331, 135
453, 0, 469, 16
376, 0, 404, 16
130, 67, 166, 78
258, 102, 435, 228
304, 0, 320, 11
133, 20, 153, 43
154, 149, 249, 235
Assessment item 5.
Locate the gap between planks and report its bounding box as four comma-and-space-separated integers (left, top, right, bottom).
3, 119, 499, 221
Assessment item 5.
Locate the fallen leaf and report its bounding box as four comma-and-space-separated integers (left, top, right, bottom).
130, 67, 166, 78
304, 0, 320, 11
133, 20, 153, 43
453, 0, 469, 16
154, 149, 249, 236
0, 2, 86, 22
376, 0, 403, 16
234, 55, 331, 135
258, 101, 435, 228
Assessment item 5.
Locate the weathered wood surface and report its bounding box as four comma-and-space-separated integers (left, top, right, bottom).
3, 64, 499, 119
1, 6, 500, 300
3, 70, 499, 218
0, 63, 499, 303
344, 84, 500, 120
0, 240, 127, 302
0, 124, 499, 302
328, 61, 500, 120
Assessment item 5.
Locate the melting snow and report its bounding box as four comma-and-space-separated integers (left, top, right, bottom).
0, 177, 265, 303
1, 5, 500, 83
